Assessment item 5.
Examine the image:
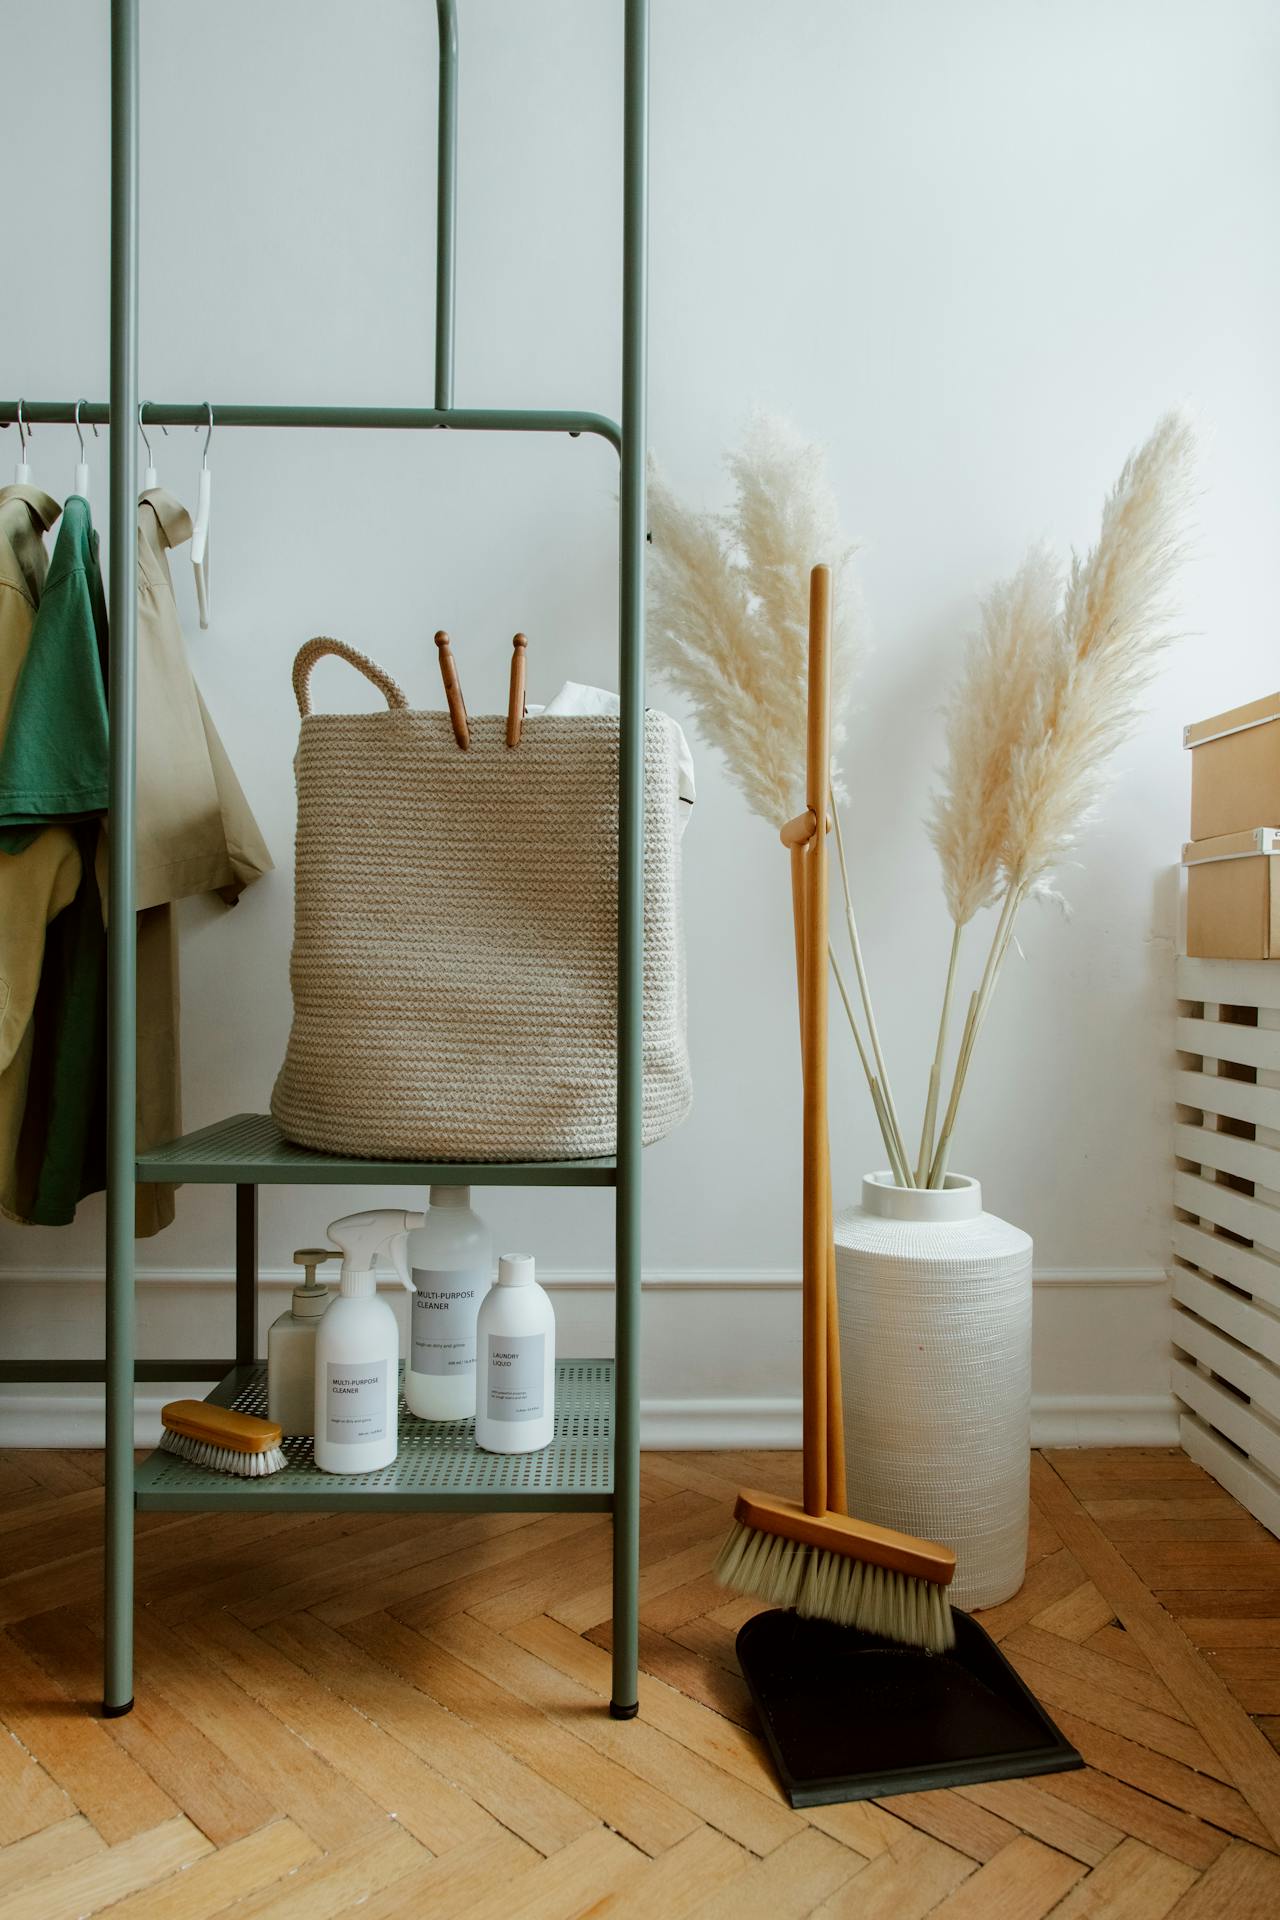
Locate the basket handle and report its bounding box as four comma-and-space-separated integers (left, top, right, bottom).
292, 637, 410, 717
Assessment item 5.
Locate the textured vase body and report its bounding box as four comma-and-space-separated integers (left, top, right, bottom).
835, 1173, 1032, 1611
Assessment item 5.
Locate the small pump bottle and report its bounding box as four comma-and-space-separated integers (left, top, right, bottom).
314, 1208, 424, 1474
475, 1254, 555, 1453
267, 1247, 336, 1436
403, 1186, 493, 1421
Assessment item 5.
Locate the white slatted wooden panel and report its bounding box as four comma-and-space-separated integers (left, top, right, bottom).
1172, 1359, 1280, 1482
1173, 1122, 1280, 1189
1175, 1070, 1280, 1132
1171, 1306, 1280, 1420
1172, 1221, 1280, 1313
1174, 1171, 1280, 1247
1172, 958, 1280, 1539
1181, 1414, 1280, 1536
1177, 955, 1280, 1010
1177, 1016, 1280, 1072
1172, 1266, 1280, 1368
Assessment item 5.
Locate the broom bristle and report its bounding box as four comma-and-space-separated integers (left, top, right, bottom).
714, 1519, 956, 1654
159, 1428, 287, 1479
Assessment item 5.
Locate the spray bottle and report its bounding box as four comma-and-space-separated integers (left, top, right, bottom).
313, 1208, 424, 1473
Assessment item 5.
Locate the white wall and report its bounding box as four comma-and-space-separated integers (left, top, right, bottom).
5, 0, 1277, 1444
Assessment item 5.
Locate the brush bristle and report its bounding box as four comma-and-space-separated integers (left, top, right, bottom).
159, 1429, 287, 1478
714, 1519, 955, 1654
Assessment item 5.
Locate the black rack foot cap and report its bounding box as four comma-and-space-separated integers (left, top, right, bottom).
102, 1698, 134, 1719
609, 1699, 639, 1720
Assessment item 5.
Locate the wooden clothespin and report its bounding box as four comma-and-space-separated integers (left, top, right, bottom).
434, 630, 470, 749
506, 632, 528, 747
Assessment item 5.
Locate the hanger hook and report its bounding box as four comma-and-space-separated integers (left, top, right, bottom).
201, 402, 213, 463
16, 400, 28, 457
74, 399, 99, 456
137, 403, 168, 459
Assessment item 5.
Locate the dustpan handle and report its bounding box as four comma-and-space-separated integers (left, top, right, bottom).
292, 637, 410, 717
801, 564, 832, 1520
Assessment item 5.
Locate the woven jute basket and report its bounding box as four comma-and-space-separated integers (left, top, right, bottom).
271, 638, 692, 1161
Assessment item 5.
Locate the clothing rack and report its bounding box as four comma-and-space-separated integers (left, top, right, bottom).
1, 0, 649, 1721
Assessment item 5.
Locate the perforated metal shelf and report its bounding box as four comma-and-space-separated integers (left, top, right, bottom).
135, 1112, 617, 1187
133, 1361, 614, 1513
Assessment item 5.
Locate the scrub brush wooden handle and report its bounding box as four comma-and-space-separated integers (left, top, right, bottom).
160, 1401, 287, 1479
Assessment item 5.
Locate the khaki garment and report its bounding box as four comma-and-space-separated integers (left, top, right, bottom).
121, 491, 273, 1231
132, 489, 273, 910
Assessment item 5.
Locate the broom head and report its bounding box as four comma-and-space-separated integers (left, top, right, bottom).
715, 1489, 958, 1654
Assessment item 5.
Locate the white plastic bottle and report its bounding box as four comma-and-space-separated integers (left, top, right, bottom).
314, 1208, 424, 1473
267, 1247, 336, 1436
475, 1254, 555, 1453
402, 1186, 493, 1421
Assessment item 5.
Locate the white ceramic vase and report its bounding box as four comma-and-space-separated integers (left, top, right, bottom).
834, 1172, 1032, 1611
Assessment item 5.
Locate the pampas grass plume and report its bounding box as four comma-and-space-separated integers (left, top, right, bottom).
647, 412, 861, 828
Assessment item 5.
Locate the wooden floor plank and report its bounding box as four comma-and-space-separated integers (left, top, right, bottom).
1026, 1769, 1230, 1872
679, 1825, 865, 1918
4, 1443, 1280, 1919
812, 1826, 975, 1918
421, 1609, 804, 1855
196, 1824, 429, 1920
1165, 1839, 1280, 1917
359, 1615, 702, 1855
1031, 1455, 1280, 1851
0, 1631, 178, 1844
1042, 1835, 1197, 1917
14, 1608, 271, 1847
0, 1815, 104, 1902
1001, 1624, 1190, 1722
0, 1813, 211, 1920
919, 1833, 1085, 1919
102, 1818, 319, 1920
191, 1607, 559, 1856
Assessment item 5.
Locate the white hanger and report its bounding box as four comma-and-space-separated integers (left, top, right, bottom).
73, 399, 97, 501
138, 402, 166, 490
191, 402, 212, 629
13, 401, 32, 483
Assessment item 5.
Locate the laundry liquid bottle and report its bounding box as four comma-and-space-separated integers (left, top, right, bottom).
475, 1254, 556, 1453
313, 1207, 424, 1473
402, 1186, 493, 1421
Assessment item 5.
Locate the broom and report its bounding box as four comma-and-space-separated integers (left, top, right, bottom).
714, 564, 958, 1653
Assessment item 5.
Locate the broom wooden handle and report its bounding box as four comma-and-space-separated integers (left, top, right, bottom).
790, 841, 846, 1515
801, 565, 832, 1520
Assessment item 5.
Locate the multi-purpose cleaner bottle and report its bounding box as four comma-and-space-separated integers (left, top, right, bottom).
402, 1186, 493, 1421
314, 1208, 424, 1473
475, 1254, 555, 1453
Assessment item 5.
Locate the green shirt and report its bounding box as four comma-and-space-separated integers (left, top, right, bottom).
0, 496, 109, 1225
0, 495, 109, 846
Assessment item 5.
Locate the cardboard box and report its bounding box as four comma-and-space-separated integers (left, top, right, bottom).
1183, 827, 1280, 959
1186, 694, 1280, 841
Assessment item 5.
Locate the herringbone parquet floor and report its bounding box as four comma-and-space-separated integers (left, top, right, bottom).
3, 1445, 1280, 1917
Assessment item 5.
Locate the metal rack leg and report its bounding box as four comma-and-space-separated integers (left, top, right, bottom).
104, 0, 140, 1720
235, 1185, 259, 1365
610, 0, 648, 1722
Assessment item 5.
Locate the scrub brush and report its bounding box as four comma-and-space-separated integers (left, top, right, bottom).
713, 565, 958, 1654
159, 1401, 287, 1478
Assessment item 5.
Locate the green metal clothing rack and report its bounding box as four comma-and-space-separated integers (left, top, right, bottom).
1, 0, 649, 1720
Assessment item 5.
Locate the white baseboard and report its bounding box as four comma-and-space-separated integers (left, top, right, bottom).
0, 1263, 1174, 1451
0, 1385, 1180, 1452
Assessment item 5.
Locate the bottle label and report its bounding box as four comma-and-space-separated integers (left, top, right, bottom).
487, 1331, 546, 1423
410, 1268, 487, 1377
325, 1360, 388, 1444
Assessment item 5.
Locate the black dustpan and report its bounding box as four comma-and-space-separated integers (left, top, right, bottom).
736, 1606, 1082, 1809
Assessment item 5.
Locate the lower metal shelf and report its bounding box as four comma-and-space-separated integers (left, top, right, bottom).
133, 1360, 615, 1513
